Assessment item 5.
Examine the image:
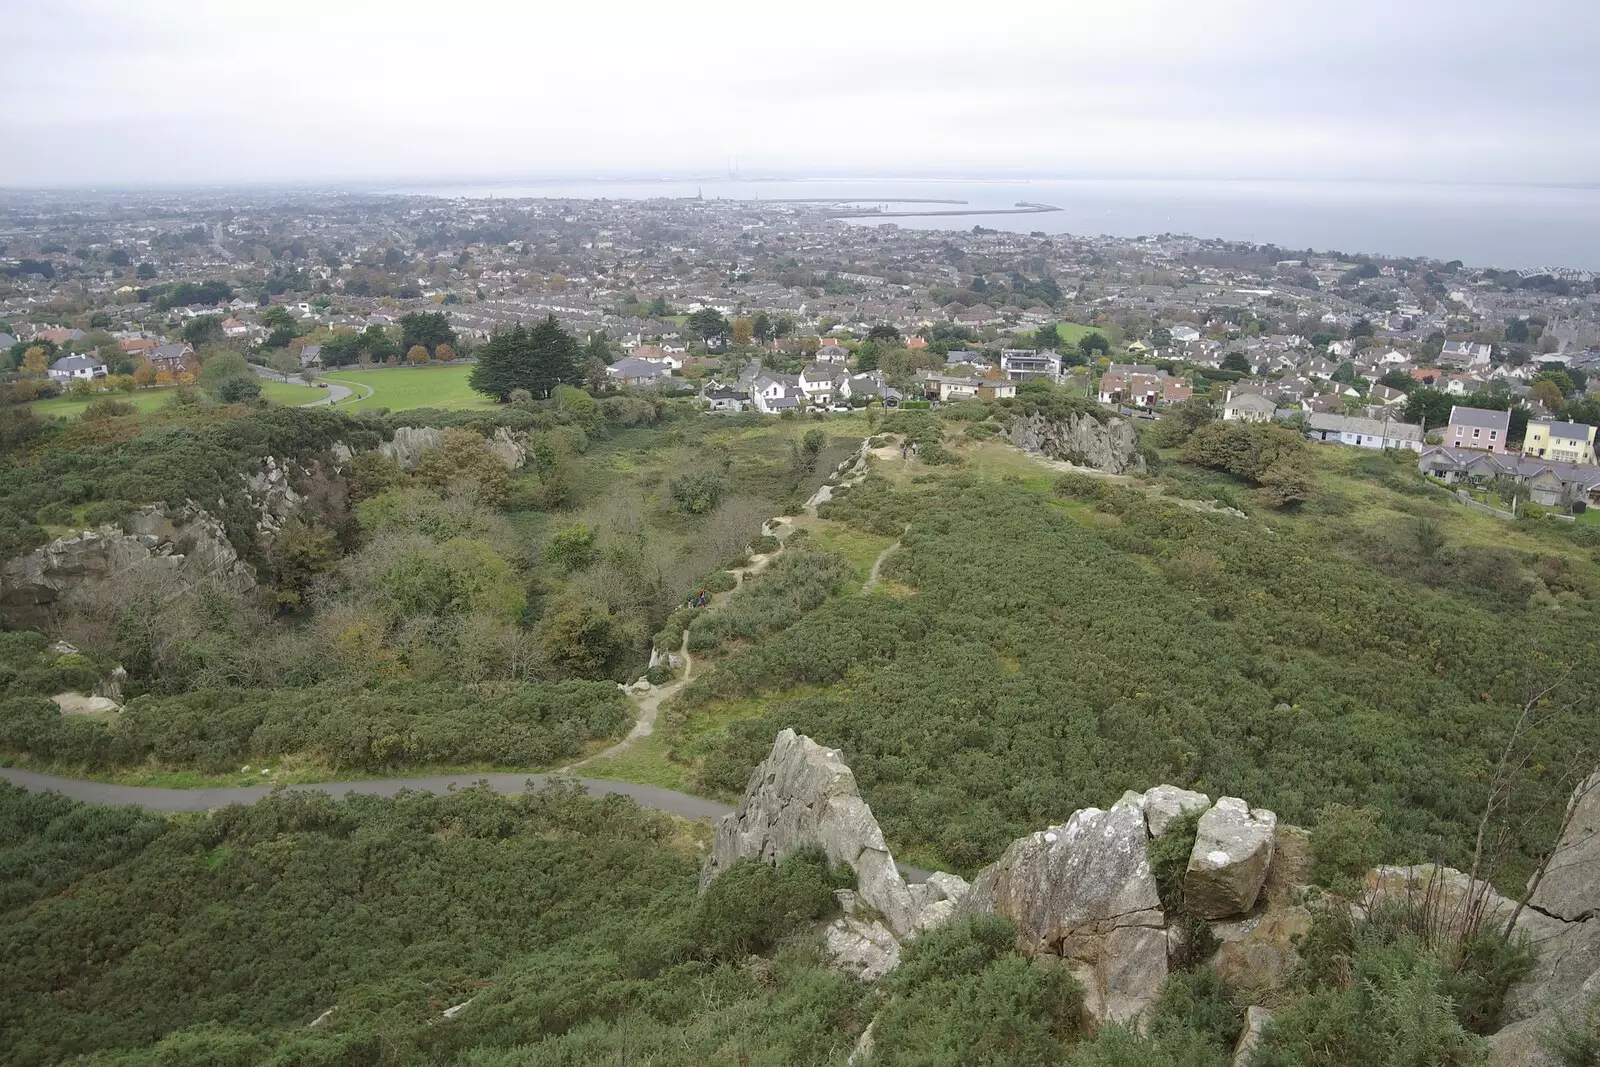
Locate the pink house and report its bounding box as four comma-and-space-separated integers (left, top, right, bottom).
1446, 405, 1510, 453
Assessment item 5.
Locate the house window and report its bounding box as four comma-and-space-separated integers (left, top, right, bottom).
1473, 429, 1481, 439
1489, 431, 1497, 440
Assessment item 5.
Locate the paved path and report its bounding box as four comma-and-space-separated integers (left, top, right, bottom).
0, 766, 733, 821
250, 365, 352, 407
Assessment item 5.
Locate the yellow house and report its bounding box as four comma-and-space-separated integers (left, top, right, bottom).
1523, 420, 1597, 465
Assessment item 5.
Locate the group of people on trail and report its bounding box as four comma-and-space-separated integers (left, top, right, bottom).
900, 441, 919, 460
687, 589, 710, 608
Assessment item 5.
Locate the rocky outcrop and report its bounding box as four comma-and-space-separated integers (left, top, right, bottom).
1006, 411, 1145, 475
1211, 904, 1313, 993
825, 913, 902, 982
700, 729, 933, 940
1144, 785, 1212, 837
1530, 771, 1600, 923
0, 505, 255, 629
378, 426, 445, 469
1185, 798, 1277, 920
959, 795, 1168, 1025
243, 455, 306, 535
486, 426, 527, 471
1232, 1006, 1273, 1066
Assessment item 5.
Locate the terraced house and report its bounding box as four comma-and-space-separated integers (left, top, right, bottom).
1523, 420, 1597, 464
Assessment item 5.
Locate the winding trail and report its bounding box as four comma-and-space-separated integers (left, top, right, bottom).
862, 525, 909, 593
0, 766, 732, 821
566, 535, 787, 771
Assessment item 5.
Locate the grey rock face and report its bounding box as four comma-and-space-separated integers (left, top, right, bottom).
1185, 797, 1277, 919
486, 426, 527, 470
958, 795, 1167, 1025
1232, 1006, 1274, 1066
824, 917, 902, 982
1531, 771, 1600, 922
700, 729, 923, 939
378, 426, 445, 469
242, 455, 305, 535
1143, 784, 1212, 837
1, 505, 255, 630
1006, 411, 1146, 475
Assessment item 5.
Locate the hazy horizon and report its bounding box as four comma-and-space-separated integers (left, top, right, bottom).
6, 0, 1598, 189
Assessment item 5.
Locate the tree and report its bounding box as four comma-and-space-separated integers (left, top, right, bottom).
469, 315, 581, 401
1221, 352, 1252, 374
135, 262, 157, 280
1534, 369, 1576, 398
406, 344, 429, 364
21, 346, 48, 376
398, 311, 456, 355
1332, 361, 1357, 384
854, 342, 881, 373
258, 305, 295, 331
752, 311, 773, 344
772, 314, 795, 339
435, 343, 456, 362
732, 317, 754, 347
1505, 318, 1531, 344
1150, 326, 1172, 348
868, 324, 902, 345
647, 296, 672, 318
216, 374, 262, 404
1531, 380, 1565, 411
183, 316, 225, 348
687, 308, 731, 350
582, 332, 611, 368
1079, 332, 1110, 356
1350, 317, 1375, 340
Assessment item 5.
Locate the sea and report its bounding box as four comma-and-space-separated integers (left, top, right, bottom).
387, 177, 1600, 273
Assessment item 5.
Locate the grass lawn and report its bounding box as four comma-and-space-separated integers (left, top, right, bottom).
258, 377, 324, 405
319, 364, 495, 411
578, 732, 689, 791
792, 521, 894, 584
28, 389, 176, 418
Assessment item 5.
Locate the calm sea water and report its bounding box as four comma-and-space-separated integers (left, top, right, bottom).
388, 177, 1600, 272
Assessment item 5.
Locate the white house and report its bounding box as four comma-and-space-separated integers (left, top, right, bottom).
814, 344, 849, 365
799, 364, 845, 404
605, 356, 672, 386
1170, 325, 1201, 343
1304, 413, 1424, 452
47, 354, 107, 382
1221, 390, 1276, 423
752, 373, 800, 413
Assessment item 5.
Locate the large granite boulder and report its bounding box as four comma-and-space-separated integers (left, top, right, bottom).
1530, 771, 1600, 923
700, 729, 923, 939
379, 426, 445, 469
0, 505, 254, 630
1211, 903, 1314, 993
825, 916, 902, 982
1185, 798, 1277, 920
1006, 411, 1146, 475
487, 427, 527, 471
1143, 784, 1212, 837
1365, 864, 1600, 1028
958, 795, 1167, 1026
242, 455, 305, 535
1232, 1006, 1274, 1067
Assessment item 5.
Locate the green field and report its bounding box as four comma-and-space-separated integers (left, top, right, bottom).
28, 378, 323, 418
27, 390, 175, 417
319, 364, 495, 411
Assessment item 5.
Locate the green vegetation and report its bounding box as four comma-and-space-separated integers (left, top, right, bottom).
678, 457, 1595, 882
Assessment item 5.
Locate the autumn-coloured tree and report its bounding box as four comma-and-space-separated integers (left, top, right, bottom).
435, 343, 455, 362
732, 317, 754, 347
132, 362, 156, 387
406, 344, 429, 364
1531, 379, 1564, 411
22, 346, 48, 376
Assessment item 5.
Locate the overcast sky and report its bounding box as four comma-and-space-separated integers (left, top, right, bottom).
4, 0, 1597, 188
